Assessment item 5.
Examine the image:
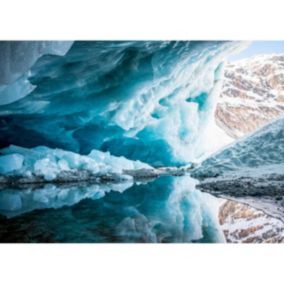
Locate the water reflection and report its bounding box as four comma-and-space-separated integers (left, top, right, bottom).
0, 182, 132, 218
0, 176, 225, 243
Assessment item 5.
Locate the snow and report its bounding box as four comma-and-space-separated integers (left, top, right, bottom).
0, 145, 152, 182
219, 53, 284, 137
192, 115, 284, 178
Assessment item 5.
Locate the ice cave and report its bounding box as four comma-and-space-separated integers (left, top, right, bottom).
0, 41, 284, 243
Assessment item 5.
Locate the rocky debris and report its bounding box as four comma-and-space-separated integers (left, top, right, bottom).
196, 170, 284, 223
196, 173, 284, 197
123, 164, 196, 179
0, 165, 197, 188
0, 170, 131, 187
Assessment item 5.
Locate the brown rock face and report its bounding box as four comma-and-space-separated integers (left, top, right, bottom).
219, 200, 284, 243
216, 54, 284, 243
216, 54, 284, 138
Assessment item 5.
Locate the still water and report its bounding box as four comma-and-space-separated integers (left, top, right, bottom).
0, 176, 224, 243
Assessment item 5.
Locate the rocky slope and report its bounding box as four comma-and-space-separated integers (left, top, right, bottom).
219, 200, 284, 243
214, 54, 284, 243
216, 54, 284, 138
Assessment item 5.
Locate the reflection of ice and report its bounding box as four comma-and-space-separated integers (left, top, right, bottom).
166, 176, 225, 242
116, 210, 158, 242
0, 182, 133, 218
0, 176, 225, 243
115, 176, 225, 243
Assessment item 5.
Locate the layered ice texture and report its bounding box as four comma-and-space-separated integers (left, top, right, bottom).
0, 41, 245, 167
0, 41, 73, 105
192, 116, 284, 179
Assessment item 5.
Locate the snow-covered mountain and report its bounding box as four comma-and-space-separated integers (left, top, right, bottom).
216, 54, 284, 138
212, 55, 284, 243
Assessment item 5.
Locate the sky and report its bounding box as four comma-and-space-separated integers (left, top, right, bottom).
229, 41, 284, 61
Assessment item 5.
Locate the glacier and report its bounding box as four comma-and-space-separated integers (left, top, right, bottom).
0, 41, 245, 167
192, 116, 284, 221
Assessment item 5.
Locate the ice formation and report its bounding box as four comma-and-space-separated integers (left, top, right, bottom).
0, 145, 151, 182
192, 115, 284, 179
0, 41, 245, 167
0, 41, 73, 105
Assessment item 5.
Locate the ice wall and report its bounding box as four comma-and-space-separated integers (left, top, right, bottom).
0, 41, 245, 166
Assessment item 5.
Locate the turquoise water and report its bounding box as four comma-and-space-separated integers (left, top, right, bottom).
0, 176, 224, 243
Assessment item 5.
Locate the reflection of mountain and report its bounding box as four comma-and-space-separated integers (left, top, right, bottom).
219, 200, 284, 243
216, 54, 284, 138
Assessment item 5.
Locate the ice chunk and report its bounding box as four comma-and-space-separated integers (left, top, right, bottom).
88, 149, 152, 173
0, 153, 24, 174
0, 145, 152, 182
34, 158, 59, 181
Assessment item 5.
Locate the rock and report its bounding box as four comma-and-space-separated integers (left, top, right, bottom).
216, 54, 284, 138
219, 200, 284, 243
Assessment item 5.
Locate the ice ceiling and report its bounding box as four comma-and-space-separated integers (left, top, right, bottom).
0, 41, 244, 167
